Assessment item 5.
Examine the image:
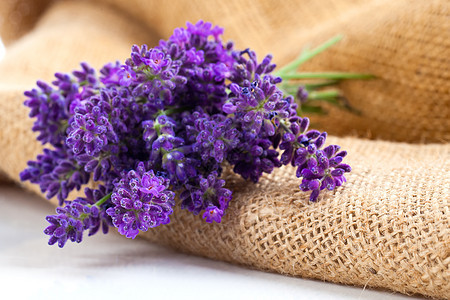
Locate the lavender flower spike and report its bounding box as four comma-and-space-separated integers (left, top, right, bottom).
106, 162, 175, 239
44, 196, 107, 248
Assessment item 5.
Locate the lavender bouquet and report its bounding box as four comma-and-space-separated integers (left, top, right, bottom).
20, 21, 365, 248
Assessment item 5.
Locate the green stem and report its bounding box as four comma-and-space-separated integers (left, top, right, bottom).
275, 47, 310, 76
280, 80, 340, 96
275, 35, 343, 76
301, 105, 325, 114
308, 90, 341, 100
94, 192, 112, 207
279, 85, 298, 95
303, 80, 339, 91
278, 118, 292, 133
278, 119, 304, 149
281, 72, 375, 80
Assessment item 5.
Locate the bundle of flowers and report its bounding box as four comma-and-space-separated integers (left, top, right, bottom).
20, 21, 355, 248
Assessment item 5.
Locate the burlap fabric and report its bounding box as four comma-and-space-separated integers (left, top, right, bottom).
0, 0, 448, 299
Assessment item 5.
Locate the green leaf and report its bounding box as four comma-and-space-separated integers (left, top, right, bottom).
275, 35, 343, 76
282, 72, 375, 80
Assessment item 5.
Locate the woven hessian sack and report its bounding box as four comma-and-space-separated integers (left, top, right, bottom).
0, 1, 448, 299
0, 0, 53, 46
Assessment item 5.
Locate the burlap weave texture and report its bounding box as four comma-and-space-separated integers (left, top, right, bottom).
0, 0, 448, 299
141, 137, 450, 299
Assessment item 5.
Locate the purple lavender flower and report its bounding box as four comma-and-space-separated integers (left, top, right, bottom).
123, 45, 187, 108
203, 206, 223, 223
161, 150, 198, 186
66, 90, 119, 157
118, 65, 137, 87
24, 63, 100, 146
44, 185, 112, 248
82, 185, 114, 235
64, 87, 143, 182
141, 114, 199, 186
158, 20, 234, 110
228, 49, 276, 84
228, 136, 281, 183
223, 74, 286, 136
180, 171, 231, 222
106, 162, 175, 239
296, 146, 351, 201
164, 21, 223, 53
145, 117, 185, 170
182, 111, 240, 163
142, 115, 176, 146
45, 210, 84, 248
194, 115, 240, 163
296, 86, 309, 104
70, 62, 99, 98
99, 61, 122, 87
19, 147, 90, 205
24, 81, 69, 146
274, 116, 351, 201
182, 64, 230, 109
187, 20, 223, 41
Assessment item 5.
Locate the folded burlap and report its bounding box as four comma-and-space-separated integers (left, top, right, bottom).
0, 0, 448, 299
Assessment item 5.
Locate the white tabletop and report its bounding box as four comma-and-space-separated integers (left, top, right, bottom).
0, 185, 424, 300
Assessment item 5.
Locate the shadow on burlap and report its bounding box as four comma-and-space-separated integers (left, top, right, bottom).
0, 0, 448, 299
